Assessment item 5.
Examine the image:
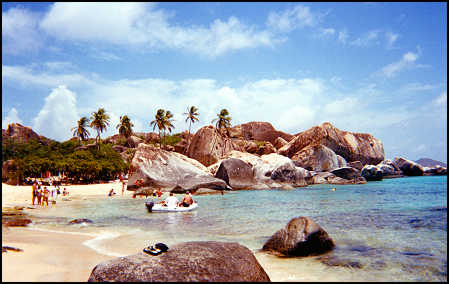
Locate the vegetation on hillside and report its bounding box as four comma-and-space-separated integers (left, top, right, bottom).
2, 137, 128, 184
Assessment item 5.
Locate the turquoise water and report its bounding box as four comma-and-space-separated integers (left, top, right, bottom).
30, 176, 447, 281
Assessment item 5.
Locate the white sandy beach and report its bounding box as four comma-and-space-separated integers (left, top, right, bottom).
2, 181, 130, 282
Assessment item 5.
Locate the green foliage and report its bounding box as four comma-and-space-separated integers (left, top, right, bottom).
164, 133, 182, 146
255, 141, 266, 148
2, 137, 128, 183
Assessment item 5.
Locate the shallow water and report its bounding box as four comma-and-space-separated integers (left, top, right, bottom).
28, 176, 447, 281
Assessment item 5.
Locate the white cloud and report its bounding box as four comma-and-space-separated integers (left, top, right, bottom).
2, 7, 43, 54
267, 4, 324, 32
338, 29, 348, 44
399, 83, 440, 93
2, 65, 94, 88
32, 85, 79, 141
44, 61, 75, 71
38, 2, 279, 57
350, 29, 381, 46
385, 31, 399, 49
433, 91, 447, 107
317, 27, 335, 38
380, 51, 420, 78
2, 108, 23, 129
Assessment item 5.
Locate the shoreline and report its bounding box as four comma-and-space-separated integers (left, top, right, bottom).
2, 226, 117, 282
1, 181, 132, 282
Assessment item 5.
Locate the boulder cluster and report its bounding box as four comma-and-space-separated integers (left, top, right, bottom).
123, 121, 445, 194
3, 121, 446, 191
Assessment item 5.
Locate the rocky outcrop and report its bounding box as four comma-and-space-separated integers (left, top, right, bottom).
2, 208, 32, 227
215, 158, 255, 189
230, 121, 293, 144
292, 144, 347, 172
393, 157, 424, 176
423, 165, 447, 175
244, 141, 258, 154
127, 135, 144, 148
348, 161, 363, 171
186, 126, 235, 167
68, 218, 93, 225
88, 241, 270, 282
376, 159, 402, 177
361, 165, 383, 181
2, 160, 17, 184
331, 167, 361, 180
128, 144, 230, 193
209, 151, 308, 189
256, 142, 277, 156
262, 217, 335, 256
273, 137, 288, 149
3, 123, 41, 143
279, 122, 384, 166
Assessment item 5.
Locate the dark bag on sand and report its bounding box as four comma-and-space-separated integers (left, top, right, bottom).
155, 243, 169, 252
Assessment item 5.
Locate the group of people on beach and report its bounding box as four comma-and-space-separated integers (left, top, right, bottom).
31, 179, 69, 207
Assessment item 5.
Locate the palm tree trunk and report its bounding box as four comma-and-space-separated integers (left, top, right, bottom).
187, 120, 192, 154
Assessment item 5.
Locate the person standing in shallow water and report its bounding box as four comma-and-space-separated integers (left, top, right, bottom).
42, 187, 50, 207
32, 181, 38, 205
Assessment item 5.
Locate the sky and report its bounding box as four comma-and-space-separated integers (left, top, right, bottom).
2, 2, 447, 163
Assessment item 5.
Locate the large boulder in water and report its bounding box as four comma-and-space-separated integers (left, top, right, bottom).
279, 122, 385, 166
331, 166, 361, 180
376, 160, 402, 177
361, 165, 383, 181
88, 241, 270, 282
215, 158, 255, 189
292, 144, 347, 172
392, 157, 424, 176
128, 144, 230, 193
262, 217, 335, 256
209, 151, 308, 189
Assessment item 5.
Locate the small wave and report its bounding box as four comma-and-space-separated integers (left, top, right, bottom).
27, 226, 126, 257
82, 231, 126, 257
26, 226, 97, 237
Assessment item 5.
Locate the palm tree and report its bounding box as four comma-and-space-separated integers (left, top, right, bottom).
150, 109, 175, 149
89, 107, 110, 149
211, 108, 232, 155
116, 115, 134, 139
150, 109, 165, 148
71, 117, 90, 146
183, 106, 199, 150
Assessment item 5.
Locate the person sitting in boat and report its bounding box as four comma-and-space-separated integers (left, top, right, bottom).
179, 191, 194, 207
161, 192, 178, 207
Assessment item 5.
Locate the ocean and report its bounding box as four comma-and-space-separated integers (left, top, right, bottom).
28, 175, 447, 281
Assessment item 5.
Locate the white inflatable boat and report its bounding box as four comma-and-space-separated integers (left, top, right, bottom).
145, 201, 198, 213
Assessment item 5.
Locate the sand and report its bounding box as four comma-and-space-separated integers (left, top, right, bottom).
2, 181, 127, 208
2, 181, 128, 282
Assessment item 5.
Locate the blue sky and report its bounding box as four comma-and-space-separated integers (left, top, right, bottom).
2, 2, 447, 163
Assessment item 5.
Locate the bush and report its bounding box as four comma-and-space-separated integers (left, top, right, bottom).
255, 141, 266, 148
2, 137, 128, 183
164, 133, 182, 146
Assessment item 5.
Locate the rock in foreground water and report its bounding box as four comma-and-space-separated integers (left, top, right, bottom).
262, 216, 335, 257
88, 241, 270, 282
